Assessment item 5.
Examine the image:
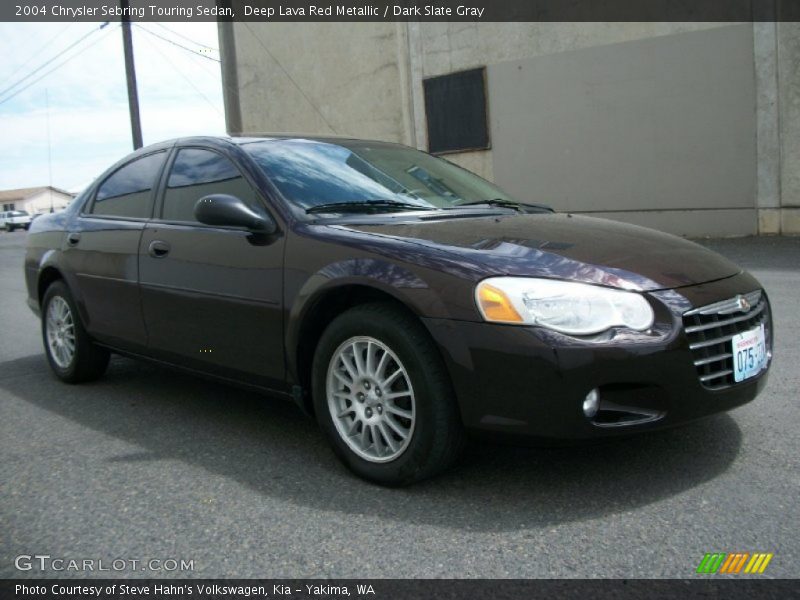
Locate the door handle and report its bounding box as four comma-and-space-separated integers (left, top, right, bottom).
66, 232, 81, 246
148, 240, 171, 258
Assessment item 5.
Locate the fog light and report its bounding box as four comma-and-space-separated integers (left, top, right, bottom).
583, 388, 600, 418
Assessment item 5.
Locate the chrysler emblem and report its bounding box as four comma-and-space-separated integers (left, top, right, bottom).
737, 296, 751, 312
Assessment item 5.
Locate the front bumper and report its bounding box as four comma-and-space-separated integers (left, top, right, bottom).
422, 272, 772, 440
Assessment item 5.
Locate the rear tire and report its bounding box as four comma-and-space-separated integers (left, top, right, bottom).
312, 303, 464, 486
42, 280, 110, 383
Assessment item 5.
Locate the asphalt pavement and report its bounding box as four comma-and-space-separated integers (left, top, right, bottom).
1, 230, 798, 578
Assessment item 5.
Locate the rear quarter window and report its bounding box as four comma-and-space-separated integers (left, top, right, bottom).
90, 152, 166, 219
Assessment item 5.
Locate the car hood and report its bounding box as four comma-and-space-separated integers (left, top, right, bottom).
340, 213, 742, 291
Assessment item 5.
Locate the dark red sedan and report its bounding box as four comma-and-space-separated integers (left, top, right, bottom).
24, 135, 772, 485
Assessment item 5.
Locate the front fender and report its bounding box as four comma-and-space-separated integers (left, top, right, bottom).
285, 257, 452, 373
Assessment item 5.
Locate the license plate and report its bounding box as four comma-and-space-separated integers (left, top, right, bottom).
732, 324, 767, 382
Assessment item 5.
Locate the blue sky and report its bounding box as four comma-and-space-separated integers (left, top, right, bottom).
0, 22, 225, 193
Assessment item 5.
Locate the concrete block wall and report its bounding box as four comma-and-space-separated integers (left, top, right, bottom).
220, 22, 800, 236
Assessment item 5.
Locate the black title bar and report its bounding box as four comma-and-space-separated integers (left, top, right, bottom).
3, 0, 800, 22
2, 579, 799, 600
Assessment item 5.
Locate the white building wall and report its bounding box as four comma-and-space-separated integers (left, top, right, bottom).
221, 22, 800, 236
21, 190, 72, 214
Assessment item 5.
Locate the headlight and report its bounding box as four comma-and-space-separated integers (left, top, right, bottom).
475, 277, 654, 335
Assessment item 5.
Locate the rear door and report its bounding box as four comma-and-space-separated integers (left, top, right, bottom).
62, 150, 167, 350
138, 146, 285, 388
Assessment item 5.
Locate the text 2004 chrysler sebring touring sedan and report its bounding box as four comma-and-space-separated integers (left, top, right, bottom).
25, 136, 773, 485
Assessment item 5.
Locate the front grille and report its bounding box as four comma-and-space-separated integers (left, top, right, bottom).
683, 290, 771, 391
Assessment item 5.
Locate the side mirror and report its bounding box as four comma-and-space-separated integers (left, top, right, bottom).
194, 194, 276, 234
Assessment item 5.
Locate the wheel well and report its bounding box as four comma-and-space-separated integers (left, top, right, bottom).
295, 285, 416, 414
38, 267, 63, 305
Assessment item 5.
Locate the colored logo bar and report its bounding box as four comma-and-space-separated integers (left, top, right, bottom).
696, 552, 773, 574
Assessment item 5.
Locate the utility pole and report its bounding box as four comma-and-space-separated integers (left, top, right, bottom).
45, 88, 54, 212
120, 0, 142, 149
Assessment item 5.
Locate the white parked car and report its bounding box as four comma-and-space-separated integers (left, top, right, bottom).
0, 210, 33, 231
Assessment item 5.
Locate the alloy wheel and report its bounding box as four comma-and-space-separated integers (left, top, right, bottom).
46, 296, 76, 369
326, 336, 416, 463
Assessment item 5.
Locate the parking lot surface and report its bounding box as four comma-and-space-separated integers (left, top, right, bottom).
1, 230, 798, 578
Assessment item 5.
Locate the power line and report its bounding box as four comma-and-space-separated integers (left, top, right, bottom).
3, 23, 76, 85
150, 26, 255, 122
138, 24, 222, 82
176, 39, 224, 80
134, 25, 220, 63
0, 25, 117, 106
241, 22, 337, 134
138, 31, 223, 118
154, 28, 224, 87
0, 24, 108, 100
151, 22, 218, 53
0, 25, 119, 107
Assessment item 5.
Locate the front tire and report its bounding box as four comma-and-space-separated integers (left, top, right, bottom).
42, 280, 110, 383
312, 303, 464, 485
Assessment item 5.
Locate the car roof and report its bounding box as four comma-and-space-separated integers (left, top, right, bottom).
89, 134, 408, 196
153, 134, 404, 150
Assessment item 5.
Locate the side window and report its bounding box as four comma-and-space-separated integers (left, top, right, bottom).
91, 152, 166, 218
162, 148, 258, 223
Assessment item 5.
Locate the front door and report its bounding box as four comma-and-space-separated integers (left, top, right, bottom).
138, 147, 285, 388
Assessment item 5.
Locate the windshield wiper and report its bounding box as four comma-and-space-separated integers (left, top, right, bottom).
450, 199, 554, 213
306, 200, 433, 214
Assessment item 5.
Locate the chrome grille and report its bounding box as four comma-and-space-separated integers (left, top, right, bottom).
683, 290, 770, 391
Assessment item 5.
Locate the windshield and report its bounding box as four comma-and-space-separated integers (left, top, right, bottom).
10, 211, 28, 216
242, 139, 517, 212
